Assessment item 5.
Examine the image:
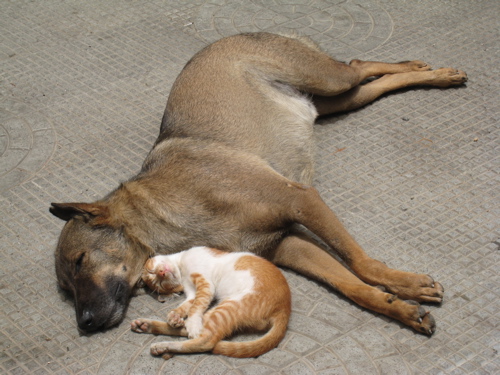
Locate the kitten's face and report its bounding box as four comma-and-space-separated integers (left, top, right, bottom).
142, 257, 183, 295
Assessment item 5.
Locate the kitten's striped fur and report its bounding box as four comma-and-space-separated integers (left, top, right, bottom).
132, 246, 291, 358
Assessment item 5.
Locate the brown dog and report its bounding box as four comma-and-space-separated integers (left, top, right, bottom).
50, 32, 466, 334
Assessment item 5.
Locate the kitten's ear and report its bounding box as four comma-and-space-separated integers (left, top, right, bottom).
50, 202, 114, 227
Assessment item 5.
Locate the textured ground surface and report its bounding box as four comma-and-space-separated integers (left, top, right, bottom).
1, 0, 499, 374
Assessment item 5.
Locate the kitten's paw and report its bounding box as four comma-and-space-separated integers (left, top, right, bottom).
131, 318, 152, 333
185, 316, 203, 338
167, 310, 185, 328
151, 341, 182, 358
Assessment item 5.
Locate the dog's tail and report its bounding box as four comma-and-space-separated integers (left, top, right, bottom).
212, 311, 289, 358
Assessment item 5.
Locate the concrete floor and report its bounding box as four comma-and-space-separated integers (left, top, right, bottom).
0, 0, 498, 374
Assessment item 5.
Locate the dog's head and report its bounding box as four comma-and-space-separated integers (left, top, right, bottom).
50, 202, 150, 332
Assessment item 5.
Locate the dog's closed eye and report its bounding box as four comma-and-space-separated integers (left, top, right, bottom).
75, 253, 85, 273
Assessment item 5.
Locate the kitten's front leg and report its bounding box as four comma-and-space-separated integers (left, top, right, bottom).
167, 299, 193, 328
185, 273, 214, 338
167, 310, 186, 328
131, 318, 187, 336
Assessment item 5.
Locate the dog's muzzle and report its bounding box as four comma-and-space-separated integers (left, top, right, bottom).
75, 276, 131, 332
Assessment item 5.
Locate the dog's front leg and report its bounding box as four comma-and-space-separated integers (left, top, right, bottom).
286, 184, 444, 303
270, 233, 436, 335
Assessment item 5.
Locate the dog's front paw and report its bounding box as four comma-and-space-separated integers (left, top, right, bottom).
404, 300, 436, 336
385, 273, 444, 303
392, 299, 436, 336
167, 310, 185, 328
185, 315, 203, 338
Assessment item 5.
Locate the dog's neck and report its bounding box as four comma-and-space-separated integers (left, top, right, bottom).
104, 181, 204, 255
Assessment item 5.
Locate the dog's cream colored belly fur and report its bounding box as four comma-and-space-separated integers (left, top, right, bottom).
256, 80, 317, 184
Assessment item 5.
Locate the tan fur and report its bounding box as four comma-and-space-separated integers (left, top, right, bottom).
133, 250, 291, 358
51, 32, 465, 334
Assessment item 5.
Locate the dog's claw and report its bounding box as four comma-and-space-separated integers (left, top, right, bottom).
400, 300, 436, 335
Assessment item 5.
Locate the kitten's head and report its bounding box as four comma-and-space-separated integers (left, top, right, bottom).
142, 256, 183, 295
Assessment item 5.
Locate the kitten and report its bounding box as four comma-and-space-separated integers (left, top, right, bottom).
131, 246, 291, 359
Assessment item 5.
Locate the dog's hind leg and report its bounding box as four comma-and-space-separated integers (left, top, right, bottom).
239, 34, 436, 96
270, 233, 437, 335
276, 57, 436, 96
313, 67, 467, 115
283, 184, 444, 304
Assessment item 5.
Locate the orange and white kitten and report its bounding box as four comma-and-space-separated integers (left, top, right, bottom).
131, 246, 291, 359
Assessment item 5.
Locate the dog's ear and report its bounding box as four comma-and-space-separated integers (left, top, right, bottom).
50, 202, 112, 227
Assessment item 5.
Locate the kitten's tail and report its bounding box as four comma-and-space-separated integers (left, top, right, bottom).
212, 312, 289, 358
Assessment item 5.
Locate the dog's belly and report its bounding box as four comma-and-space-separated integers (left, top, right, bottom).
163, 89, 317, 184
158, 42, 317, 184
257, 81, 317, 184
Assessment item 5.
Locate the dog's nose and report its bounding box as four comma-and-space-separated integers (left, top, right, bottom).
78, 309, 94, 330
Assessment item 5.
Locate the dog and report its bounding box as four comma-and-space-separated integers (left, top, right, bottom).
50, 32, 467, 335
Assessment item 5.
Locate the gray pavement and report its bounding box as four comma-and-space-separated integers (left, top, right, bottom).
0, 0, 498, 374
